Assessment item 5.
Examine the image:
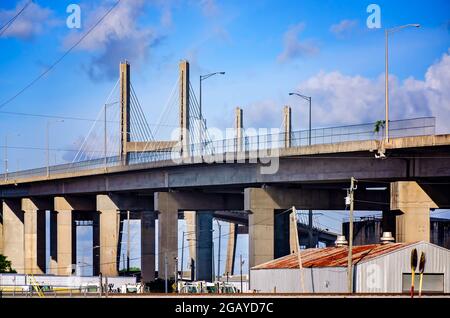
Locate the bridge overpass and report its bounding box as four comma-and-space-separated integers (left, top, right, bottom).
0, 60, 449, 283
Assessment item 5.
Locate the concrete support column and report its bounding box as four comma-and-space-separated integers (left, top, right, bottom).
179, 60, 190, 157
96, 195, 120, 276
141, 211, 156, 283
390, 181, 438, 243
120, 61, 130, 164
155, 192, 178, 280
225, 223, 238, 275
283, 105, 292, 148
196, 212, 214, 282
23, 198, 49, 274
248, 206, 273, 268
2, 199, 24, 273
55, 197, 76, 276
245, 188, 276, 268
184, 211, 196, 280
245, 188, 301, 268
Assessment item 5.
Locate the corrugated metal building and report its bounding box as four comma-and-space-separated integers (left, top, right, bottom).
250, 242, 450, 293
342, 217, 450, 249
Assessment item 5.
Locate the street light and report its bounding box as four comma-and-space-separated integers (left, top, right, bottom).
46, 119, 64, 177
384, 24, 420, 142
3, 133, 20, 181
199, 72, 225, 150
103, 102, 119, 169
289, 92, 312, 146
216, 220, 222, 281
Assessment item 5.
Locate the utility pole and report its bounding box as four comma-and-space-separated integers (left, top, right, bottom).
98, 272, 103, 297
216, 220, 222, 280
127, 210, 130, 273
174, 257, 178, 293
46, 122, 49, 177
240, 254, 244, 293
291, 206, 305, 292
164, 253, 168, 293
181, 231, 185, 280
347, 177, 356, 293
104, 104, 107, 169
308, 210, 313, 248
4, 135, 7, 181
212, 239, 215, 282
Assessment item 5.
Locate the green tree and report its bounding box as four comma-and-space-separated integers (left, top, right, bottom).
0, 254, 17, 273
374, 120, 385, 134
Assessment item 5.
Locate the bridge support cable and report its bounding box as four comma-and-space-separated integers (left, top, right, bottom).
188, 82, 215, 156
71, 78, 121, 165
130, 83, 155, 141
135, 78, 180, 162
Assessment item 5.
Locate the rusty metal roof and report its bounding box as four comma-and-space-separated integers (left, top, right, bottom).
253, 242, 417, 269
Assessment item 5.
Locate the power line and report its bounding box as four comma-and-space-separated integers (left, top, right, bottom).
0, 0, 121, 109
0, 109, 178, 127
0, 144, 104, 153
0, 0, 32, 36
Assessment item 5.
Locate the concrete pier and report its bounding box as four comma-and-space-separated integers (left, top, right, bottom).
225, 223, 238, 275
391, 181, 438, 243
184, 211, 197, 280
195, 212, 214, 281
97, 195, 121, 276
141, 211, 156, 283
23, 198, 50, 274
154, 192, 178, 280
54, 197, 77, 275
2, 199, 24, 273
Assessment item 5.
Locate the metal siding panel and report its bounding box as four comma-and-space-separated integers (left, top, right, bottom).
250, 268, 348, 293
251, 243, 450, 293
358, 243, 450, 293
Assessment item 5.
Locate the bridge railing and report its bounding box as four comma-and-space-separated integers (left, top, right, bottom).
0, 117, 436, 181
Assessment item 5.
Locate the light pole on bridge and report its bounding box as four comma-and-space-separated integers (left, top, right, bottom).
289, 92, 312, 146
384, 24, 420, 143
199, 71, 225, 151
4, 133, 21, 181
289, 92, 313, 247
46, 119, 64, 177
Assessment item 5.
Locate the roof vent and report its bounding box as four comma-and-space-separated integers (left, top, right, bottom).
380, 232, 395, 244
335, 235, 348, 247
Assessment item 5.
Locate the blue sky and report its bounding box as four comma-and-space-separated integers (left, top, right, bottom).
1, 0, 449, 275
0, 0, 449, 172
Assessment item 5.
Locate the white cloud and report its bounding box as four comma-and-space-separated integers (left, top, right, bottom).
64, 0, 164, 81
0, 1, 56, 40
277, 23, 319, 63
247, 49, 450, 134
330, 19, 358, 38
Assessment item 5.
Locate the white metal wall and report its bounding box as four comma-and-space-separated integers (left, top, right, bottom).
250, 243, 450, 293
355, 242, 450, 293
250, 268, 347, 293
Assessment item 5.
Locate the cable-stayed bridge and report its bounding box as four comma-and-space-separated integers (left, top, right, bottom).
0, 60, 449, 284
